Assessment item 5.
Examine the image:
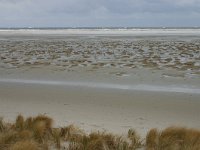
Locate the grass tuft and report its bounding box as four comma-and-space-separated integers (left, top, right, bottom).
24, 117, 33, 129
52, 128, 61, 149
0, 117, 6, 133
61, 124, 84, 141
146, 128, 159, 150
146, 126, 200, 150
1, 115, 200, 150
128, 128, 142, 149
33, 115, 53, 130
18, 130, 32, 140
15, 114, 24, 131
33, 120, 47, 143
10, 140, 39, 150
0, 131, 18, 149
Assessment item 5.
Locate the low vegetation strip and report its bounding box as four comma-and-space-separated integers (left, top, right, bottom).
0, 115, 200, 150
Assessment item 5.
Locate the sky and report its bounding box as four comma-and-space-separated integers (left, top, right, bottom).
0, 0, 200, 27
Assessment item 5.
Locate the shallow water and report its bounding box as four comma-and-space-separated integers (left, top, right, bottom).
0, 78, 200, 94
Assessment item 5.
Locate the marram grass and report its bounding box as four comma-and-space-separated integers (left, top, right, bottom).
0, 115, 200, 150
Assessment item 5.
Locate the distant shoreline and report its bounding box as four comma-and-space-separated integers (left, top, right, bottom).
1, 28, 200, 37
0, 27, 200, 30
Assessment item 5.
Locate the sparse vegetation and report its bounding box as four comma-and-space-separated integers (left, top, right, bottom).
10, 140, 39, 150
146, 126, 200, 150
146, 128, 159, 150
0, 115, 200, 149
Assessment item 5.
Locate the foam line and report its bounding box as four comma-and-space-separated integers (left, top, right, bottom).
0, 78, 200, 94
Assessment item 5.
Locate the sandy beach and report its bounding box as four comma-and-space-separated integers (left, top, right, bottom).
0, 29, 200, 138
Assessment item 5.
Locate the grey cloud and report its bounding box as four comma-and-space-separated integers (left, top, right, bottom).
0, 0, 200, 27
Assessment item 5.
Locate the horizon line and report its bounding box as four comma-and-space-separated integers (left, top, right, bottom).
0, 26, 200, 29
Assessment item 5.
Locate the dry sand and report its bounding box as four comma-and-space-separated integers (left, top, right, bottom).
0, 79, 200, 138
0, 67, 200, 138
0, 29, 200, 138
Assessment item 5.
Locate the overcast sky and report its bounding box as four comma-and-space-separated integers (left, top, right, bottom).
0, 0, 200, 27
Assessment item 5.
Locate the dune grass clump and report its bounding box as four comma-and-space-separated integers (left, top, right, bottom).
1, 115, 200, 150
33, 120, 48, 143
15, 115, 24, 131
67, 131, 121, 150
88, 132, 118, 150
61, 125, 88, 149
146, 126, 200, 150
66, 130, 142, 150
33, 115, 53, 130
0, 115, 54, 150
61, 124, 85, 141
0, 130, 18, 150
30, 115, 53, 144
146, 128, 159, 150
0, 118, 6, 133
52, 128, 61, 149
18, 129, 32, 140
24, 117, 33, 129
128, 129, 143, 149
10, 140, 39, 150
